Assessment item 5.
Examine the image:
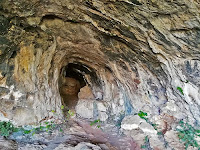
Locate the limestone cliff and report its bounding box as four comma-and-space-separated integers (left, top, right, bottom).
0, 0, 200, 149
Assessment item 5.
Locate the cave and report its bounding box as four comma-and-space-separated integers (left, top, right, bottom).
59, 63, 87, 110
59, 62, 102, 111
1, 0, 200, 149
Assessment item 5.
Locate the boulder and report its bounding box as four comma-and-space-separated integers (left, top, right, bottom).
75, 100, 94, 119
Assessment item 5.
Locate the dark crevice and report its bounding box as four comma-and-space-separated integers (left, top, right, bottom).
65, 63, 87, 88
170, 27, 200, 32
40, 14, 63, 25
67, 62, 101, 87
10, 51, 17, 58
41, 14, 63, 21
41, 14, 81, 24
59, 62, 102, 110
84, 0, 101, 12
23, 26, 42, 32
129, 0, 142, 5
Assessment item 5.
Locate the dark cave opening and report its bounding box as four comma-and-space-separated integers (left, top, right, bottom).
59, 62, 103, 110
65, 63, 87, 88
59, 63, 88, 110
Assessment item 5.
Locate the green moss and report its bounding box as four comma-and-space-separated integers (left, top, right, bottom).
138, 111, 148, 121
177, 120, 200, 149
90, 119, 101, 128
0, 121, 16, 137
177, 87, 184, 95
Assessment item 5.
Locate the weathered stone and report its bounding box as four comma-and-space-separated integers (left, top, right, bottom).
18, 144, 47, 150
139, 122, 157, 136
148, 136, 166, 150
0, 0, 200, 149
12, 107, 36, 126
73, 142, 102, 150
165, 130, 185, 150
96, 102, 107, 112
78, 85, 94, 100
27, 17, 41, 26
75, 100, 94, 119
98, 111, 108, 122
54, 142, 102, 150
0, 137, 18, 150
121, 115, 145, 130
125, 129, 146, 146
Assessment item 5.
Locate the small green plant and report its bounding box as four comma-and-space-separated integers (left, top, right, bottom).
141, 136, 149, 149
141, 145, 146, 149
0, 121, 16, 137
152, 123, 158, 130
177, 120, 200, 149
144, 136, 149, 143
59, 128, 63, 132
90, 119, 101, 128
177, 87, 184, 95
0, 120, 62, 138
23, 121, 56, 135
157, 131, 163, 135
138, 111, 148, 121
60, 104, 75, 120
24, 129, 32, 134
61, 105, 65, 110
66, 110, 74, 118
138, 111, 160, 133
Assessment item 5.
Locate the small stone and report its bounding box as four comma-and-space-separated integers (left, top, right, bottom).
98, 111, 108, 121
75, 142, 102, 150
96, 102, 107, 112
95, 91, 103, 100
55, 142, 102, 150
129, 129, 146, 146
149, 136, 165, 150
139, 122, 157, 135
27, 17, 41, 26
78, 85, 94, 100
121, 115, 146, 130
75, 100, 94, 119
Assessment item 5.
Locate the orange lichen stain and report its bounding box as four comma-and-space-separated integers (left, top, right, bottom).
0, 72, 7, 87
17, 42, 34, 73
14, 42, 35, 83
0, 110, 7, 117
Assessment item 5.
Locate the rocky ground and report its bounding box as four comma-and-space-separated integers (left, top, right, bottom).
0, 117, 141, 150
1, 112, 199, 150
0, 0, 200, 149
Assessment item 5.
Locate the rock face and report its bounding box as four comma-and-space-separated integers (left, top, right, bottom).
0, 0, 200, 149
0, 137, 18, 150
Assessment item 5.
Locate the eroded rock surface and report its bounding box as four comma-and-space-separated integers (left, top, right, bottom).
0, 137, 18, 150
0, 0, 200, 149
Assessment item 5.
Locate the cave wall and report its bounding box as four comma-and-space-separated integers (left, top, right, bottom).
0, 0, 199, 128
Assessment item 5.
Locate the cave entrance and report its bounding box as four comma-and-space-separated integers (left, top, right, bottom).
59, 63, 87, 110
